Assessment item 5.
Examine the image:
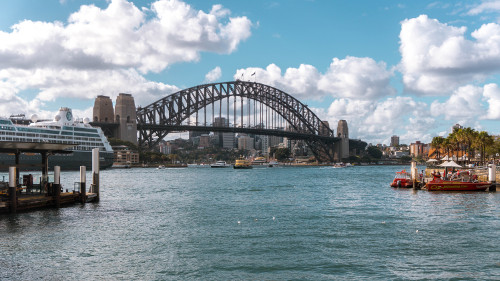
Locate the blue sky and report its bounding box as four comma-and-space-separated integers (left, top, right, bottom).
1, 0, 500, 145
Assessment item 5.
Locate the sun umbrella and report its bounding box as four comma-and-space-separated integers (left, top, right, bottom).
439, 160, 462, 168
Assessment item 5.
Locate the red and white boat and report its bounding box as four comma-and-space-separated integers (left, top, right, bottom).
390, 170, 413, 188
425, 170, 491, 191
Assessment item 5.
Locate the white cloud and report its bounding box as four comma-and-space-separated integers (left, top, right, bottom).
468, 0, 500, 15
0, 0, 252, 116
0, 68, 178, 115
429, 84, 485, 124
399, 15, 500, 94
322, 97, 428, 144
204, 66, 222, 82
234, 56, 395, 100
481, 83, 500, 119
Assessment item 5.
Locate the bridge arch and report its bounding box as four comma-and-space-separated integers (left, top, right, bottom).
136, 81, 340, 162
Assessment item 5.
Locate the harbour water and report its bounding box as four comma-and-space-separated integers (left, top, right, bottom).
1, 166, 499, 280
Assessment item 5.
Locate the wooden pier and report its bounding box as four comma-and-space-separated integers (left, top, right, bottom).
0, 141, 101, 214
0, 192, 97, 214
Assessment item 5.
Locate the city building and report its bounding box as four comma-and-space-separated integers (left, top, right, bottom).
238, 134, 254, 150
198, 134, 211, 149
112, 145, 139, 167
391, 135, 399, 147
409, 141, 429, 157
213, 117, 235, 149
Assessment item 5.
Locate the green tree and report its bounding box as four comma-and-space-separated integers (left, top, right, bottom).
430, 136, 445, 160
367, 146, 382, 159
274, 148, 291, 161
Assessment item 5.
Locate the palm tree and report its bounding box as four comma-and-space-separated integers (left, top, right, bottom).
430, 136, 445, 160
462, 127, 477, 164
474, 131, 494, 166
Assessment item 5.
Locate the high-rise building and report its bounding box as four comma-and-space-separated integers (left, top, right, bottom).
238, 134, 254, 150
214, 117, 234, 149
391, 135, 400, 147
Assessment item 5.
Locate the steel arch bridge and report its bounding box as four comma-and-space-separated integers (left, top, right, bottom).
136, 81, 341, 162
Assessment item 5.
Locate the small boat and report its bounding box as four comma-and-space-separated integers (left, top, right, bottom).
234, 157, 252, 169
268, 160, 279, 167
425, 170, 491, 191
210, 161, 231, 168
390, 170, 413, 188
157, 165, 165, 169
187, 163, 210, 168
333, 162, 346, 168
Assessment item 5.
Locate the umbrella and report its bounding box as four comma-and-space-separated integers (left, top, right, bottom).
438, 160, 450, 167
441, 155, 450, 161
426, 159, 438, 163
439, 160, 462, 168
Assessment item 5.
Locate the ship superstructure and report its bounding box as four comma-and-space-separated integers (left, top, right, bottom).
0, 107, 114, 170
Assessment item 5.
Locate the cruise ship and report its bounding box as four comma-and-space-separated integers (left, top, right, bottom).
0, 107, 114, 170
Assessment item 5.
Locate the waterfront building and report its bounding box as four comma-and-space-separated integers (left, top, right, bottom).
112, 145, 139, 167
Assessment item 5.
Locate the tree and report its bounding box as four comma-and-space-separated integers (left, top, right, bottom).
367, 146, 382, 159
475, 131, 494, 165
430, 136, 445, 160
274, 148, 291, 162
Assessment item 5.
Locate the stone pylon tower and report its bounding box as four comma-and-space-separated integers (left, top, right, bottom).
336, 120, 349, 160
115, 93, 138, 145
93, 95, 114, 123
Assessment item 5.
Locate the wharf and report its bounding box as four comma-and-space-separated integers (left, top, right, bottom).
0, 192, 97, 214
0, 140, 102, 214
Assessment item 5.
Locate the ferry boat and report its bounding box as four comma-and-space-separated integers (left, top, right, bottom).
234, 157, 252, 169
210, 161, 231, 168
251, 156, 267, 166
390, 170, 413, 188
0, 107, 114, 170
425, 170, 491, 191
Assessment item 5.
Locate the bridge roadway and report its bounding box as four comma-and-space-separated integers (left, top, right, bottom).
138, 124, 340, 143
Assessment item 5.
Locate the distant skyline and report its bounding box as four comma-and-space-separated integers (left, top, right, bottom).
1, 0, 500, 145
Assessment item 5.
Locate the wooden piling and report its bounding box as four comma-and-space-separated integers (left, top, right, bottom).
92, 148, 100, 202
54, 166, 61, 208
80, 166, 86, 204
9, 167, 17, 213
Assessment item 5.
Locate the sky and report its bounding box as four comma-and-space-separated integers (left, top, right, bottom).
1, 0, 500, 145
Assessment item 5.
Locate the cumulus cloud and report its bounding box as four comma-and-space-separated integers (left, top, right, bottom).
399, 15, 500, 95
429, 85, 485, 124
483, 83, 500, 119
322, 97, 428, 144
0, 0, 252, 116
0, 0, 252, 73
204, 66, 222, 82
234, 56, 395, 100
